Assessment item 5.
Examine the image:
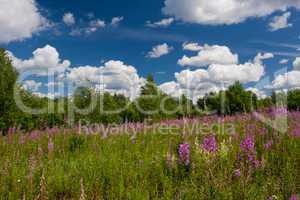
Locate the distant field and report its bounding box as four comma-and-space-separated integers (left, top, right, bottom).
0, 111, 299, 200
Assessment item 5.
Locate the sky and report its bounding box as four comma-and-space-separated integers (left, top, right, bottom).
2, 0, 300, 101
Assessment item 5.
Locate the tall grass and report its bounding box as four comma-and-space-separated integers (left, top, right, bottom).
0, 110, 299, 199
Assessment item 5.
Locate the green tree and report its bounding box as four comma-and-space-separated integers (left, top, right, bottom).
287, 89, 300, 111
177, 94, 195, 117
136, 75, 161, 121
0, 49, 18, 131
226, 82, 255, 114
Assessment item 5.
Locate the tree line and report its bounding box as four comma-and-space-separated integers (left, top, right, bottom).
1, 48, 300, 132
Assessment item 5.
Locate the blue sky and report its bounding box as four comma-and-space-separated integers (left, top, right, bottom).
2, 0, 300, 100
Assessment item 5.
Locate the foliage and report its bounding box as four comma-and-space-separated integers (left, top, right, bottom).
0, 49, 18, 131
1, 50, 300, 132
0, 111, 299, 199
197, 82, 258, 115
287, 90, 300, 111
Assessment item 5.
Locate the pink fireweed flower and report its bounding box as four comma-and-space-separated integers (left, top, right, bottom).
233, 169, 241, 177
253, 159, 261, 168
240, 136, 255, 153
202, 135, 218, 153
290, 194, 299, 200
30, 130, 41, 141
291, 125, 300, 138
48, 137, 54, 153
264, 140, 273, 150
178, 143, 190, 166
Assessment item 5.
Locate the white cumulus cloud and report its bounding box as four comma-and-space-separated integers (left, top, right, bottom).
147, 43, 173, 58
7, 45, 71, 76
161, 51, 272, 101
246, 87, 267, 99
269, 12, 292, 31
293, 57, 300, 70
66, 60, 145, 99
22, 80, 42, 92
111, 16, 124, 26
146, 18, 174, 28
162, 0, 300, 25
63, 12, 76, 26
178, 44, 238, 67
0, 0, 48, 44
85, 19, 106, 34
279, 59, 289, 64
254, 52, 274, 64
270, 70, 300, 90
182, 42, 203, 51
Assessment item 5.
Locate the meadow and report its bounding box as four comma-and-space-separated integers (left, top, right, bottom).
0, 109, 299, 200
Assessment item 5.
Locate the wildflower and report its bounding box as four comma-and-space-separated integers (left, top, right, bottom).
290, 194, 299, 200
253, 159, 261, 168
240, 136, 255, 153
233, 169, 241, 177
48, 137, 54, 153
264, 140, 273, 150
291, 125, 300, 138
202, 135, 218, 153
178, 143, 190, 166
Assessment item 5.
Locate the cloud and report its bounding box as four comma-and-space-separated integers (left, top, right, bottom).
70, 18, 106, 36
85, 19, 106, 34
146, 18, 174, 28
269, 70, 300, 90
33, 92, 63, 99
146, 43, 173, 58
254, 52, 274, 64
63, 12, 76, 26
70, 16, 123, 37
246, 87, 267, 99
7, 45, 71, 76
22, 80, 42, 92
46, 81, 64, 89
65, 60, 145, 99
111, 16, 124, 26
162, 0, 300, 25
183, 42, 203, 51
293, 57, 300, 70
178, 44, 238, 67
0, 0, 48, 44
159, 81, 183, 98
269, 12, 292, 31
279, 59, 289, 64
162, 52, 272, 101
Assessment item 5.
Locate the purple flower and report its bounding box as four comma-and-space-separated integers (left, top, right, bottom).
202, 135, 218, 153
264, 140, 273, 150
253, 159, 261, 168
234, 169, 241, 177
48, 138, 54, 153
290, 194, 299, 200
291, 125, 300, 138
178, 143, 190, 166
240, 136, 255, 153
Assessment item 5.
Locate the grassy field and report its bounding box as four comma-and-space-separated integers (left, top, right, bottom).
0, 111, 299, 199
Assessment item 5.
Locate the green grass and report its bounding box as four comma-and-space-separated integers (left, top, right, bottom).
0, 117, 299, 200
